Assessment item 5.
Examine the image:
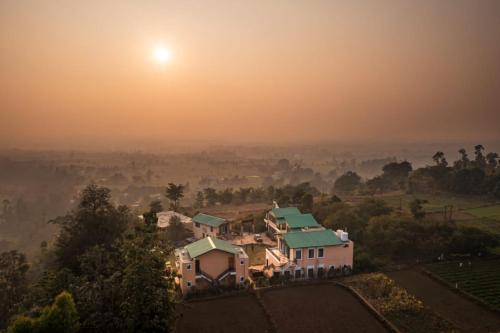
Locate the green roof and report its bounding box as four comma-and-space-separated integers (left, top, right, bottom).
192, 213, 226, 227
271, 207, 301, 219
185, 236, 239, 258
284, 213, 320, 229
283, 229, 344, 248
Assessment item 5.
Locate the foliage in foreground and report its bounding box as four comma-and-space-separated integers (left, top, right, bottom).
4, 184, 177, 333
8, 291, 79, 333
344, 273, 456, 333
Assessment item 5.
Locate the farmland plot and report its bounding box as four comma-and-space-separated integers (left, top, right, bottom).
425, 259, 500, 310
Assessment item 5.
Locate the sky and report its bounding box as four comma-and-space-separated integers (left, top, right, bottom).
1, 0, 499, 150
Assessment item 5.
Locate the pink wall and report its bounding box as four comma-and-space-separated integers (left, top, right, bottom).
289, 241, 354, 270
199, 250, 233, 278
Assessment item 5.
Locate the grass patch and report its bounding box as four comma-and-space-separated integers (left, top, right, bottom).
464, 205, 500, 221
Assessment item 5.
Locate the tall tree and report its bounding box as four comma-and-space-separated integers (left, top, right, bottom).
149, 200, 163, 214
409, 199, 426, 220
165, 183, 184, 211
455, 148, 470, 169
203, 188, 217, 206
0, 251, 29, 329
50, 184, 130, 271
432, 151, 448, 167
334, 171, 361, 193
474, 144, 486, 169
194, 191, 204, 208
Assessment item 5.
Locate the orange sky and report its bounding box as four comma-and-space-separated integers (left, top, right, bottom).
1, 0, 499, 149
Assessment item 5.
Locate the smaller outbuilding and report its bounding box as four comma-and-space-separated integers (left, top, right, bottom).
192, 213, 229, 239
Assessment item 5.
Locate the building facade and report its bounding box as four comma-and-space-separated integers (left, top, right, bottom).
192, 213, 229, 239
175, 236, 249, 294
264, 206, 354, 279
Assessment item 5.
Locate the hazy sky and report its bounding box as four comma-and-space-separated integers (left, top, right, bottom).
1, 0, 499, 149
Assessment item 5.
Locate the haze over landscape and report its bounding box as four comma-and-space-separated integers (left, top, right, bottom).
1, 0, 500, 150
3, 2, 500, 333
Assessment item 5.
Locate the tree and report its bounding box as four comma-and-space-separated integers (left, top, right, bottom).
450, 227, 498, 255
486, 152, 499, 172
357, 198, 393, 220
120, 226, 176, 333
277, 158, 291, 171
450, 168, 485, 194
432, 151, 448, 167
366, 176, 389, 194
324, 205, 365, 241
194, 191, 204, 208
382, 161, 412, 179
165, 215, 189, 242
218, 188, 233, 205
409, 199, 426, 220
203, 188, 217, 206
301, 193, 314, 213
474, 144, 486, 169
455, 148, 470, 169
165, 183, 184, 211
0, 251, 29, 329
143, 211, 158, 226
334, 171, 361, 193
8, 291, 79, 333
149, 200, 163, 213
50, 184, 130, 271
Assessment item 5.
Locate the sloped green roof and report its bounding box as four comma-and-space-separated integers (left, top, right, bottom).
283, 229, 343, 248
284, 213, 320, 229
271, 207, 301, 218
192, 213, 226, 227
185, 236, 239, 258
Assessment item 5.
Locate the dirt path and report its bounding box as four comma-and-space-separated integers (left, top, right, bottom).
388, 269, 500, 333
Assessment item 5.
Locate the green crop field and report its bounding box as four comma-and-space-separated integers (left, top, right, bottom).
464, 205, 500, 221
425, 260, 500, 310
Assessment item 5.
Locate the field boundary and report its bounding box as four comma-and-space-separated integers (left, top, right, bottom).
332, 282, 401, 333
253, 289, 278, 333
420, 267, 500, 315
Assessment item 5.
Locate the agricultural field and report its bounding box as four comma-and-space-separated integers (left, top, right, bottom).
388, 268, 500, 333
175, 294, 272, 333
176, 284, 390, 333
260, 284, 388, 333
425, 259, 500, 311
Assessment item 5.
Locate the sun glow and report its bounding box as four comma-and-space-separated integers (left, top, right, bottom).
153, 46, 172, 65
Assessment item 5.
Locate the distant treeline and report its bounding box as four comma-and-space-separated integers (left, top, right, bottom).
332, 144, 500, 198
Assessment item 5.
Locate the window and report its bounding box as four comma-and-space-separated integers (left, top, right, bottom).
308, 248, 315, 259
318, 248, 324, 258
187, 281, 192, 287
295, 249, 302, 260
210, 226, 213, 232
195, 222, 200, 228
240, 259, 245, 265
186, 264, 192, 270
295, 269, 301, 279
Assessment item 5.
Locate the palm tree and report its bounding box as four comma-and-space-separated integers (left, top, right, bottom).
165, 183, 184, 211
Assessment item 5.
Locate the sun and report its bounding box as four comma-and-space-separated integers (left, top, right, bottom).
153, 46, 172, 65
